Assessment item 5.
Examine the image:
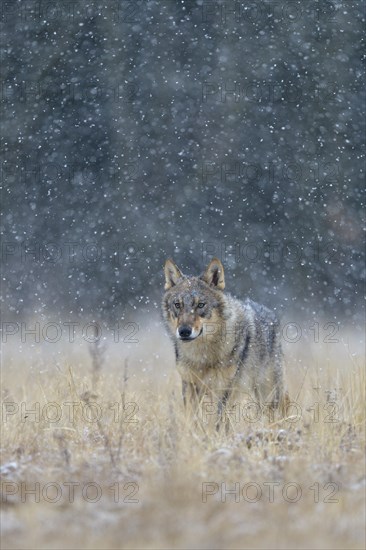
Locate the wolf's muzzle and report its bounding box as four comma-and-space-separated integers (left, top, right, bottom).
178, 325, 193, 340
177, 325, 203, 341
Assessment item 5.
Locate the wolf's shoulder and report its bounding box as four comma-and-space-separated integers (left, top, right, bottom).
243, 298, 280, 332
224, 294, 279, 323
243, 298, 279, 325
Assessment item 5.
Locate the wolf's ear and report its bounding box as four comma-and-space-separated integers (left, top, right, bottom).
164, 259, 184, 290
201, 258, 225, 290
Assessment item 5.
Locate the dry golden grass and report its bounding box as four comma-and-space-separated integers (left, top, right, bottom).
1, 318, 365, 549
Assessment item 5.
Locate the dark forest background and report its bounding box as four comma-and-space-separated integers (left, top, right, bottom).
1, 1, 364, 325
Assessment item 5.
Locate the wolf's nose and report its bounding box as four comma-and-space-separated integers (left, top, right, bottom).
179, 325, 192, 339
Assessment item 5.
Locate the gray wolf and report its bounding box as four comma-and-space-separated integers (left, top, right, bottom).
162, 258, 288, 426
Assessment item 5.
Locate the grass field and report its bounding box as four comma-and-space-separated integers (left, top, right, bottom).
1, 317, 365, 549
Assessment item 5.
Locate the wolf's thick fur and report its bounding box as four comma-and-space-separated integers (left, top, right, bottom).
162, 258, 287, 424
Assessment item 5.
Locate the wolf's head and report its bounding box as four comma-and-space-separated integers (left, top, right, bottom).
162, 258, 226, 342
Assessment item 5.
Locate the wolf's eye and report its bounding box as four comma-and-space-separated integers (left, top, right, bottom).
197, 302, 205, 308
174, 302, 181, 309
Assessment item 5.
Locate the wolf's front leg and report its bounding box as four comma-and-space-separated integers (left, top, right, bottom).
216, 390, 233, 433
181, 380, 202, 416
